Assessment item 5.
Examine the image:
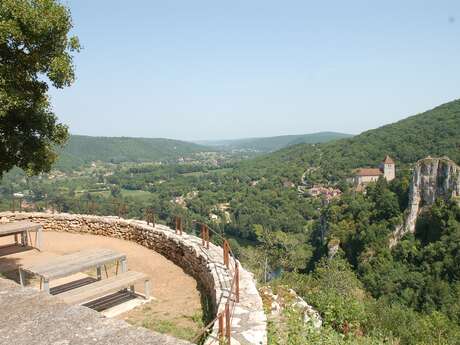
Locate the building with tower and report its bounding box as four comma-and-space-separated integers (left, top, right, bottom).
352, 155, 396, 187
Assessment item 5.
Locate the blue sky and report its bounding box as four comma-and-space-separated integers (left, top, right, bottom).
51, 0, 460, 140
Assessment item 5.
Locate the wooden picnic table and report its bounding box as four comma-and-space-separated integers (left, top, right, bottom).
19, 248, 127, 293
0, 221, 43, 250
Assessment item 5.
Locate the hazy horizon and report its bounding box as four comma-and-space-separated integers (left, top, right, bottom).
50, 1, 460, 141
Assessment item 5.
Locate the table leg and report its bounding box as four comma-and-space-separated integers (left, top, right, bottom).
19, 269, 26, 287
144, 279, 151, 299
36, 227, 43, 251
43, 279, 50, 293
21, 232, 27, 246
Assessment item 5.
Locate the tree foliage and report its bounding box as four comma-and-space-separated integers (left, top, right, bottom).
0, 0, 80, 175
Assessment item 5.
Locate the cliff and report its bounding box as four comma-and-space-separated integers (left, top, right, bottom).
392, 157, 460, 244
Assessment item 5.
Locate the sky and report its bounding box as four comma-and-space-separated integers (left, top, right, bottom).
50, 0, 460, 141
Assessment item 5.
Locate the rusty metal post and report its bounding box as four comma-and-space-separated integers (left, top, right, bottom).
225, 302, 231, 344
235, 262, 240, 303
175, 217, 183, 235
223, 240, 229, 268
218, 312, 224, 342
201, 224, 205, 246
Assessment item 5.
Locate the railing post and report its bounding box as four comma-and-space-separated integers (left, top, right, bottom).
235, 262, 240, 303
225, 302, 231, 344
175, 217, 183, 235
146, 208, 155, 226
201, 224, 205, 246
218, 312, 224, 343
11, 199, 15, 213
19, 199, 22, 212
223, 240, 229, 268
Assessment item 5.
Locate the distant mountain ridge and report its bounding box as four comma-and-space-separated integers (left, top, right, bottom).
55, 135, 210, 169
196, 131, 352, 152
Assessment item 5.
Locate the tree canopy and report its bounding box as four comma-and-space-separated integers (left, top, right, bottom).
0, 0, 80, 175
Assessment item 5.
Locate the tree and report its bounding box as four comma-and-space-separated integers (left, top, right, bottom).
0, 0, 80, 175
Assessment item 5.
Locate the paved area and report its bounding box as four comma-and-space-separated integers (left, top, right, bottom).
0, 277, 192, 345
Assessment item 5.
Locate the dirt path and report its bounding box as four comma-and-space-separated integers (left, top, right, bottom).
0, 231, 202, 341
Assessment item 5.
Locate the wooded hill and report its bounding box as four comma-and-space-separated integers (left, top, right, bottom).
237, 98, 460, 184
197, 131, 352, 152
56, 135, 211, 169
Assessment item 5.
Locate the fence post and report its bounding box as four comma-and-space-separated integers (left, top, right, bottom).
218, 312, 224, 342
235, 262, 240, 303
175, 217, 183, 235
223, 240, 229, 268
19, 199, 22, 212
225, 302, 231, 344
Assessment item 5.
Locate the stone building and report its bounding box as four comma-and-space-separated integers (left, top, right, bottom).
352, 155, 395, 187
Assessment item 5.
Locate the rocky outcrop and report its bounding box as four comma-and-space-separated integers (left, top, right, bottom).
259, 286, 322, 329
392, 157, 460, 244
0, 212, 267, 345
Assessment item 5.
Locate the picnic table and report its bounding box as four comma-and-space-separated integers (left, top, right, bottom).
19, 248, 127, 293
0, 221, 43, 250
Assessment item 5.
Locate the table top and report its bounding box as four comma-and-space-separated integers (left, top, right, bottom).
0, 221, 42, 236
21, 248, 126, 280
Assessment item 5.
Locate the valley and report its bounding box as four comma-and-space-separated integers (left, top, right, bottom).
1, 99, 460, 345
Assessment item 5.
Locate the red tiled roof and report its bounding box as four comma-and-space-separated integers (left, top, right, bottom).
383, 155, 395, 164
355, 168, 382, 176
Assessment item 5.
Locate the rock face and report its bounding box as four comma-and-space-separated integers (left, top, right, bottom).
392, 157, 460, 244
0, 212, 267, 345
259, 286, 322, 329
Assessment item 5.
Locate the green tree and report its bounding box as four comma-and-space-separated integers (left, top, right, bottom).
0, 0, 80, 175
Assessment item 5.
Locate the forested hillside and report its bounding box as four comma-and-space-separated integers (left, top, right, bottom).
197, 131, 352, 152
56, 135, 211, 169
238, 99, 460, 184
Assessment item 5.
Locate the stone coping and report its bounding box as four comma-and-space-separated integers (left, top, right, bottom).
0, 212, 267, 345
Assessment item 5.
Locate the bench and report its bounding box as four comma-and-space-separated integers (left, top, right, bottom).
20, 248, 127, 293
57, 271, 151, 305
0, 221, 43, 250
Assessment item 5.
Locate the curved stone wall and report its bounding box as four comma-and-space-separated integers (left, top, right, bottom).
0, 211, 267, 345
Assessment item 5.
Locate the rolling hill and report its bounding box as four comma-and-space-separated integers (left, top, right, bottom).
196, 131, 352, 152
55, 135, 211, 169
235, 98, 460, 183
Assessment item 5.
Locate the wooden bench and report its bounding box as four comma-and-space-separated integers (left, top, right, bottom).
0, 221, 43, 250
20, 248, 127, 293
57, 271, 151, 305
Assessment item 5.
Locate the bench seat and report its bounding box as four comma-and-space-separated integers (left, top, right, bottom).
57, 271, 150, 305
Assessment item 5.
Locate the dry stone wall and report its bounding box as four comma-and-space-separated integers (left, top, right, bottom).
0, 211, 267, 345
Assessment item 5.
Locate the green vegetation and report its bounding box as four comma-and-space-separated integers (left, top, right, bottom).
56, 135, 215, 169
1, 98, 460, 344
0, 0, 80, 175
197, 131, 352, 152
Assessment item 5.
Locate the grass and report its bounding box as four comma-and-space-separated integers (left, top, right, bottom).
125, 305, 205, 343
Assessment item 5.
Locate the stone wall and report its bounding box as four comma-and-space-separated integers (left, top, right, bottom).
0, 211, 267, 345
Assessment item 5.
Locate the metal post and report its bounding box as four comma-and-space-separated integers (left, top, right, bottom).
223, 240, 229, 268
225, 302, 231, 344
218, 312, 224, 342
235, 262, 240, 303
175, 217, 183, 235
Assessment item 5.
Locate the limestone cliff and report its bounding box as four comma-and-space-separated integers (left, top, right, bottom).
392, 156, 460, 245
